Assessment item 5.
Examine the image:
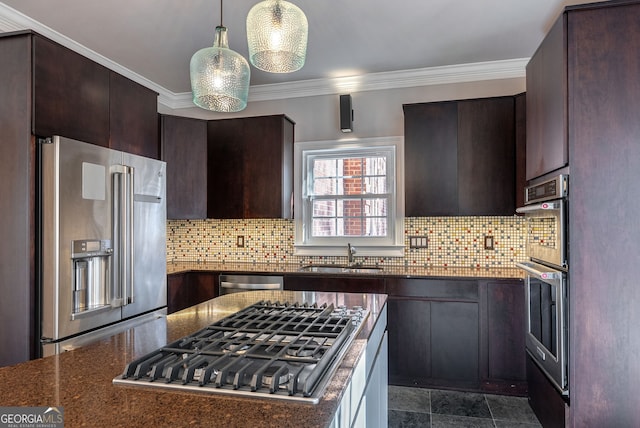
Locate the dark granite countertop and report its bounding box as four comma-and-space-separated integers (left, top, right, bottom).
167, 261, 524, 279
0, 291, 386, 428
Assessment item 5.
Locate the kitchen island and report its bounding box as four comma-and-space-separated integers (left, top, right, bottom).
0, 291, 387, 428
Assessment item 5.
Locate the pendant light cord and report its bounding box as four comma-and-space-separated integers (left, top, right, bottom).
220, 0, 223, 27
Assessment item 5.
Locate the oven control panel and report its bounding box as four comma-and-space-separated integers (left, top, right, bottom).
525, 174, 568, 204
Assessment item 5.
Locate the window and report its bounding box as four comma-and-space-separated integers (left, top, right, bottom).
294, 137, 404, 257
309, 152, 390, 237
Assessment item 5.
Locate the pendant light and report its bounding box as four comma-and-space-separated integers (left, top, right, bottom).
190, 0, 250, 112
246, 0, 308, 73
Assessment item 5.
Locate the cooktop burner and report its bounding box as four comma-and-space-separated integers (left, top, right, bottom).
113, 301, 368, 403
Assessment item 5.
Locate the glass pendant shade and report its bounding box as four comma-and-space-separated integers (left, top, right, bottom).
190, 26, 250, 112
246, 0, 308, 73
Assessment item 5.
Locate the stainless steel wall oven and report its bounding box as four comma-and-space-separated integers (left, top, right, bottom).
517, 175, 569, 396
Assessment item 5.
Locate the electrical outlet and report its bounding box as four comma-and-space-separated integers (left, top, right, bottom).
236, 235, 244, 248
484, 235, 494, 250
409, 236, 428, 249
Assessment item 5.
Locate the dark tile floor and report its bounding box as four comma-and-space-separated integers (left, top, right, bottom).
388, 386, 542, 428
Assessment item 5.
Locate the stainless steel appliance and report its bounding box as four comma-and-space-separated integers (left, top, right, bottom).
517, 174, 568, 268
219, 274, 284, 295
114, 300, 368, 404
516, 174, 569, 396
38, 136, 167, 356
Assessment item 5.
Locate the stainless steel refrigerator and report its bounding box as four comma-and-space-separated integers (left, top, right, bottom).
39, 135, 167, 356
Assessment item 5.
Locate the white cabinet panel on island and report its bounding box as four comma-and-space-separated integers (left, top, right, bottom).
331, 304, 388, 428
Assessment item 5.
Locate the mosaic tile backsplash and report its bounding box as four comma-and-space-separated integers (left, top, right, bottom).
167, 216, 527, 268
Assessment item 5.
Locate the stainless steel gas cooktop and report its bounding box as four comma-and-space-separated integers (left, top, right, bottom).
113, 300, 368, 404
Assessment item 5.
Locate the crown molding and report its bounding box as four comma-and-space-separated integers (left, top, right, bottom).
1, 3, 528, 111
249, 58, 529, 101
0, 11, 21, 31
164, 58, 527, 109
0, 3, 170, 104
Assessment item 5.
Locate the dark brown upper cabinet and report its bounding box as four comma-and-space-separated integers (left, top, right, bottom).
403, 96, 516, 217
33, 34, 110, 146
109, 72, 159, 159
161, 115, 208, 219
207, 115, 294, 219
32, 33, 159, 159
404, 102, 458, 216
514, 93, 527, 208
525, 15, 567, 180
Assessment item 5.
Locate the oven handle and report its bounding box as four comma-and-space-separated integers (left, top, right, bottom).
516, 201, 561, 213
516, 262, 562, 280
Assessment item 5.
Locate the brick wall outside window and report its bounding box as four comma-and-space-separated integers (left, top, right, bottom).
343, 158, 364, 236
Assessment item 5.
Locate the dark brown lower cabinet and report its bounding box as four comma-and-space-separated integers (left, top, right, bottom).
387, 298, 431, 382
527, 356, 566, 428
430, 301, 479, 385
189, 272, 218, 307
388, 277, 525, 395
167, 272, 218, 314
480, 279, 527, 394
387, 278, 480, 389
167, 273, 189, 314
388, 297, 480, 389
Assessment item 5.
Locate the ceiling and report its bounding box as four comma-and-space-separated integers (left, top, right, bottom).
0, 0, 601, 106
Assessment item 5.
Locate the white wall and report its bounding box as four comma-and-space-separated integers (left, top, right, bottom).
158, 77, 525, 142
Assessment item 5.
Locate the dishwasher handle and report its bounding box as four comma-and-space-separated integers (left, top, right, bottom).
220, 281, 283, 290
218, 274, 284, 295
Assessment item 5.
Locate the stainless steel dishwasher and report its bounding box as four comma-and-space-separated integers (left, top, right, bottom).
219, 274, 284, 295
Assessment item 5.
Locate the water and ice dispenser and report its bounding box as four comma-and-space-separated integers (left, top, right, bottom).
71, 239, 112, 314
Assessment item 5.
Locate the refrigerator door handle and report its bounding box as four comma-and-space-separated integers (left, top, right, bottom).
125, 165, 135, 305
111, 164, 134, 307
111, 165, 124, 307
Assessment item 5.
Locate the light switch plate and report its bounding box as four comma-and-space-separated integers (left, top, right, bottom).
409, 236, 428, 249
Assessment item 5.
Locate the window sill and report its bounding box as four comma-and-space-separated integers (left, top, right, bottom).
293, 244, 404, 258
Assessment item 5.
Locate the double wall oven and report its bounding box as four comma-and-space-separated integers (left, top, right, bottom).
516, 175, 569, 396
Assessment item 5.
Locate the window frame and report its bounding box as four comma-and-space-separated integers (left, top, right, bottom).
294, 136, 405, 257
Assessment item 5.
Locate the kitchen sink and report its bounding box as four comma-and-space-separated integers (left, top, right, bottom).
299, 265, 383, 274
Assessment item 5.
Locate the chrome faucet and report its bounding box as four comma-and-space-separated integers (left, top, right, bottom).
347, 243, 357, 266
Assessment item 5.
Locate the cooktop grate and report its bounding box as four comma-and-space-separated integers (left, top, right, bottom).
113, 301, 367, 403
